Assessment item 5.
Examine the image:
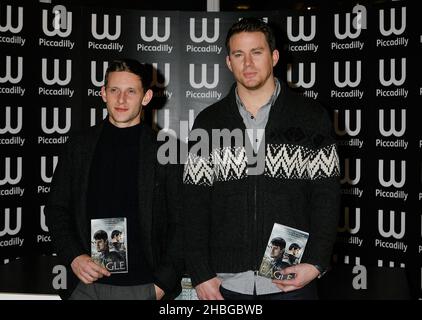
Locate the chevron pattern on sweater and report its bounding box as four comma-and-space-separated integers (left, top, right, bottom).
307, 144, 340, 179
265, 144, 312, 179
265, 143, 339, 180
183, 152, 214, 186
184, 143, 339, 185
212, 147, 248, 182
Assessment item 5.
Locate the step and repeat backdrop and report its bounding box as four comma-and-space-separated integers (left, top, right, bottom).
0, 0, 420, 299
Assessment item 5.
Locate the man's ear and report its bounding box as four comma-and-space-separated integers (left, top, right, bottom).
272, 49, 279, 67
141, 89, 153, 106
100, 86, 107, 103
226, 55, 233, 72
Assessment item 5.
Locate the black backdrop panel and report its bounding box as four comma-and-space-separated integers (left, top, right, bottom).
0, 1, 419, 299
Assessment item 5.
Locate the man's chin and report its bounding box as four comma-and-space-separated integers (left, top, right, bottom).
242, 81, 263, 90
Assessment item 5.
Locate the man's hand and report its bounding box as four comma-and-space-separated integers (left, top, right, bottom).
71, 254, 111, 284
272, 263, 320, 292
154, 285, 165, 300
195, 277, 224, 300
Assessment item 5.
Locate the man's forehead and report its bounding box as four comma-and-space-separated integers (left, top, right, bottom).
229, 33, 268, 52
230, 31, 266, 43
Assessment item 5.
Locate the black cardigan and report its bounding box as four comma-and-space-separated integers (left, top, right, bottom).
183, 82, 341, 287
45, 120, 183, 299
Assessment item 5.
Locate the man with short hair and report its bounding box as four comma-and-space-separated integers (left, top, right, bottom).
286, 243, 302, 265
110, 230, 125, 252
46, 59, 183, 300
183, 17, 340, 300
269, 237, 289, 272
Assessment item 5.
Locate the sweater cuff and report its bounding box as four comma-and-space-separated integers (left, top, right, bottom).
186, 258, 216, 287
303, 257, 329, 272
153, 264, 180, 294
62, 246, 87, 267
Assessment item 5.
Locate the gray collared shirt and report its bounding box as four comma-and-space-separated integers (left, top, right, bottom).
235, 78, 281, 152
217, 78, 282, 295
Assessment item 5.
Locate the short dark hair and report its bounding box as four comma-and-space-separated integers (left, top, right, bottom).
111, 230, 122, 239
225, 17, 277, 54
289, 243, 301, 250
93, 230, 108, 241
271, 237, 286, 249
104, 58, 152, 92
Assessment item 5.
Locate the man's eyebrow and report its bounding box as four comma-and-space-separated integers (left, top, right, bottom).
231, 46, 265, 54
231, 49, 243, 54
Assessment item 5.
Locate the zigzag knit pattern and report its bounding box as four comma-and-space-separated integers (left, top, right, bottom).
183, 143, 340, 186
265, 143, 340, 179
212, 147, 248, 182
183, 152, 214, 186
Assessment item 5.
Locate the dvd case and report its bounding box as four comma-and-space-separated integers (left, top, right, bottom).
91, 217, 128, 274
258, 223, 309, 280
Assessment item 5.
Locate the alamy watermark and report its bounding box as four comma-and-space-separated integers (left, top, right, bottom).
156, 111, 266, 175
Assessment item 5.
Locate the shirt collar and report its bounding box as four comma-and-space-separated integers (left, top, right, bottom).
235, 78, 281, 113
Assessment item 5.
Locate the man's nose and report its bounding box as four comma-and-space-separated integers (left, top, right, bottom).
118, 91, 126, 103
244, 53, 253, 66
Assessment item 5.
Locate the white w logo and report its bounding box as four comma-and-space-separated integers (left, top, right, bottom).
286, 15, 316, 42
379, 58, 406, 87
90, 60, 108, 87
379, 7, 406, 36
0, 56, 23, 84
340, 158, 361, 185
41, 107, 71, 134
140, 17, 170, 42
0, 157, 22, 186
0, 106, 22, 134
334, 109, 361, 137
0, 5, 23, 33
90, 108, 108, 127
378, 109, 406, 137
338, 207, 361, 234
334, 12, 362, 39
287, 62, 315, 89
334, 61, 361, 88
378, 210, 405, 239
91, 14, 121, 40
41, 58, 72, 86
40, 156, 58, 183
378, 159, 406, 188
42, 6, 72, 37
189, 64, 219, 89
40, 206, 49, 232
152, 62, 170, 88
0, 208, 22, 237
190, 18, 219, 43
